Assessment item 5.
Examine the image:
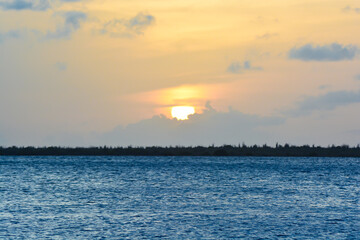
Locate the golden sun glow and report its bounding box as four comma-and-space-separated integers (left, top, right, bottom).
171, 106, 195, 120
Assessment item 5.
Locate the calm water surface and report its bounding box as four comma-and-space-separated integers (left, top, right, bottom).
0, 156, 359, 239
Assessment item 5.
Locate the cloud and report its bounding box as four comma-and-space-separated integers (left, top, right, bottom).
0, 0, 82, 11
46, 11, 87, 39
288, 43, 358, 61
287, 90, 360, 116
227, 61, 263, 74
0, 0, 50, 11
256, 33, 278, 40
97, 102, 283, 146
55, 62, 67, 71
101, 12, 155, 38
343, 5, 360, 14
0, 29, 24, 43
318, 85, 330, 90
354, 75, 360, 81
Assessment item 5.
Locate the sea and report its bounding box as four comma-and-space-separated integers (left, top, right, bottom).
0, 156, 359, 239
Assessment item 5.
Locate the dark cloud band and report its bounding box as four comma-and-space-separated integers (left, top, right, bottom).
289, 43, 358, 61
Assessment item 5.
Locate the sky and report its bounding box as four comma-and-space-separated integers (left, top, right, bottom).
1, 0, 360, 146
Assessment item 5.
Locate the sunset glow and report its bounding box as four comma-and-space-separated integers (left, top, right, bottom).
2, 0, 360, 146
171, 106, 195, 120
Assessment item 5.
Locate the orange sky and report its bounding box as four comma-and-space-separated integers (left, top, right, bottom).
1, 0, 360, 146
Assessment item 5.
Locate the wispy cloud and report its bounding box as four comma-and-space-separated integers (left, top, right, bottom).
101, 12, 155, 38
46, 11, 87, 39
227, 61, 263, 74
0, 12, 86, 43
0, 0, 50, 11
0, 0, 82, 11
289, 43, 358, 61
342, 5, 360, 14
55, 62, 67, 71
286, 90, 360, 116
256, 33, 278, 40
318, 85, 330, 90
0, 29, 26, 43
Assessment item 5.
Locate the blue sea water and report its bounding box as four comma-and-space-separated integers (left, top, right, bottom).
0, 156, 359, 239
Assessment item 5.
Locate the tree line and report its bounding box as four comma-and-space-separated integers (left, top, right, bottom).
1, 144, 360, 157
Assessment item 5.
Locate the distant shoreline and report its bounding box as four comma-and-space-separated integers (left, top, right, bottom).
1, 145, 360, 157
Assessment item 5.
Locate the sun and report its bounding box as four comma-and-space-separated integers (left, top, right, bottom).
171, 106, 195, 120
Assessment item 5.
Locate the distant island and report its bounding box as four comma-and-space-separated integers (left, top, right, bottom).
1, 144, 360, 157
